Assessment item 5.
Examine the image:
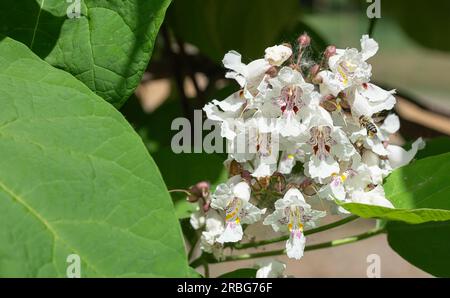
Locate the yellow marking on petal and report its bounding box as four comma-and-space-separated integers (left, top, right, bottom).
226, 212, 236, 221
341, 174, 347, 182
235, 218, 240, 224
338, 66, 348, 86
287, 154, 294, 159
288, 223, 293, 232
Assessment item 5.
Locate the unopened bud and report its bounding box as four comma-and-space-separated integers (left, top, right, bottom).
241, 170, 252, 183
298, 33, 311, 47
187, 181, 210, 202
324, 45, 336, 59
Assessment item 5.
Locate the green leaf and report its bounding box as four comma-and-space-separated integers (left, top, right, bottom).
340, 153, 450, 223
0, 37, 191, 277
384, 0, 450, 52
387, 220, 450, 277
415, 137, 450, 160
168, 0, 300, 62
0, 0, 171, 107
218, 268, 257, 278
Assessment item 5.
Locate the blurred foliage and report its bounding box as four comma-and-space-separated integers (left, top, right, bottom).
167, 0, 301, 62
384, 0, 450, 52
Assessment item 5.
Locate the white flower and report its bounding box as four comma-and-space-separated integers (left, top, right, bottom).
223, 50, 271, 98
348, 113, 400, 156
349, 185, 394, 208
386, 138, 425, 169
190, 206, 206, 230
264, 45, 292, 66
203, 91, 245, 140
264, 67, 320, 137
318, 156, 373, 202
256, 259, 287, 278
300, 125, 357, 182
319, 35, 378, 96
211, 176, 264, 243
349, 83, 396, 117
263, 188, 326, 259
200, 210, 225, 259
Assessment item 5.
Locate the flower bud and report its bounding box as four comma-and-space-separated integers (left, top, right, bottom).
187, 181, 210, 202
297, 33, 311, 47
324, 45, 336, 59
241, 170, 252, 183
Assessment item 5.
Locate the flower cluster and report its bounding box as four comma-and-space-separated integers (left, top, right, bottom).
193, 34, 424, 261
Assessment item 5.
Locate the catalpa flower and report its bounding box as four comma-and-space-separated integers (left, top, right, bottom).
211, 176, 264, 243
263, 188, 325, 259
300, 125, 356, 182
319, 35, 378, 96
198, 33, 425, 266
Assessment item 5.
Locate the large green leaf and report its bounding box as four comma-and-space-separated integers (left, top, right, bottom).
387, 220, 450, 277
0, 37, 190, 277
340, 153, 450, 223
0, 0, 171, 107
168, 0, 300, 62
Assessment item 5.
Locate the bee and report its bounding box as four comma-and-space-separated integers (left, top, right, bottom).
371, 110, 390, 125
359, 116, 378, 137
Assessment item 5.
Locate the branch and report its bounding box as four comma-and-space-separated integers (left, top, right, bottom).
190, 226, 385, 267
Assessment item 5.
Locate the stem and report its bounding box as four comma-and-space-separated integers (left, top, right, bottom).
233, 215, 358, 250
168, 189, 191, 196
202, 260, 210, 278
191, 226, 385, 267
187, 232, 200, 261
367, 18, 378, 37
